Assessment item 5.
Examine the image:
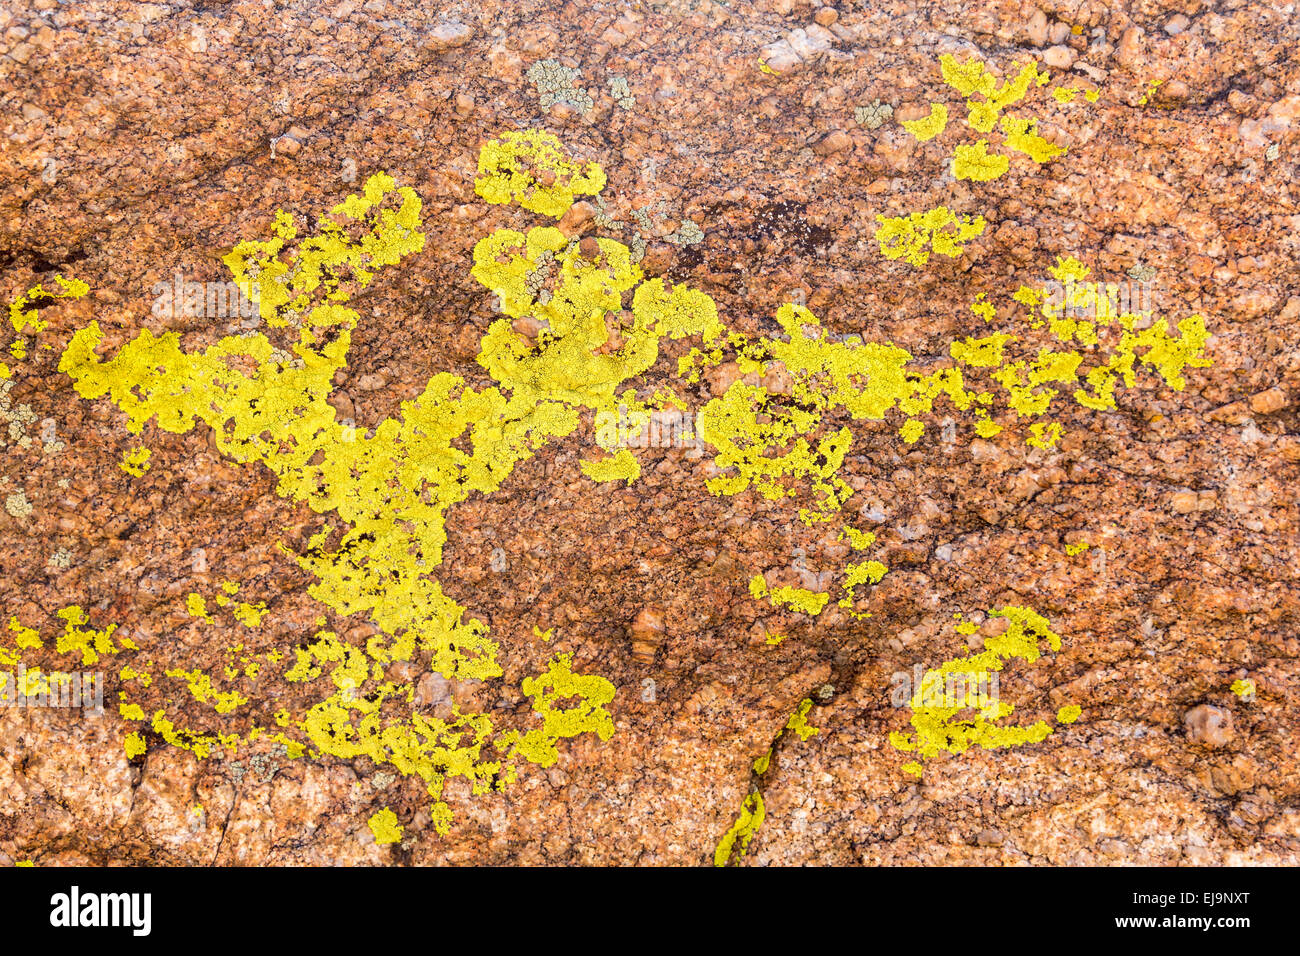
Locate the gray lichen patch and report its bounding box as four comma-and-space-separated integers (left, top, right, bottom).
666, 220, 704, 247
527, 59, 593, 112
0, 380, 37, 449
5, 488, 33, 519
593, 195, 623, 233
608, 75, 634, 110
854, 100, 893, 130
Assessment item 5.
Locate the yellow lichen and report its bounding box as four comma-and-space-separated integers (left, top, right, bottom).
1000, 115, 1067, 163
875, 206, 986, 267
474, 129, 605, 219
185, 593, 212, 622
118, 445, 151, 476
579, 447, 640, 484
368, 807, 404, 845
889, 606, 1075, 776
749, 574, 829, 616
901, 102, 949, 141
714, 792, 764, 867
1057, 704, 1082, 723
5, 125, 1214, 848
785, 697, 820, 741
1026, 421, 1063, 450
1230, 678, 1256, 700
503, 652, 617, 768
952, 140, 1010, 181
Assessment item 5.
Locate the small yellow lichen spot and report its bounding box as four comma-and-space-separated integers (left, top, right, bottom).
875, 205, 986, 268
1027, 421, 1064, 450
974, 419, 1003, 438
474, 129, 606, 219
1000, 115, 1067, 163
7, 618, 42, 650
185, 593, 211, 622
233, 601, 268, 628
1057, 704, 1082, 724
901, 102, 948, 142
901, 760, 924, 777
165, 666, 249, 714
579, 447, 640, 484
766, 585, 830, 616
939, 54, 997, 99
510, 653, 616, 767
899, 419, 924, 444
368, 807, 404, 845
952, 140, 1010, 181
764, 631, 787, 646
1065, 541, 1090, 557
848, 560, 888, 585
1230, 678, 1256, 701
758, 57, 775, 75
840, 526, 876, 550
124, 732, 147, 758
890, 606, 1071, 775
8, 274, 89, 338
15, 860, 34, 867
119, 702, 145, 720
785, 697, 820, 740
54, 605, 127, 665
970, 294, 996, 324
1052, 87, 1079, 103
951, 332, 1015, 368
533, 625, 554, 643
119, 446, 151, 476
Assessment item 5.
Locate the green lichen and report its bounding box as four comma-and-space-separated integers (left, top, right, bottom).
855, 100, 893, 129
526, 60, 594, 113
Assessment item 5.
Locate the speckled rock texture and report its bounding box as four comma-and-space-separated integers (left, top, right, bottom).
1, 0, 1297, 865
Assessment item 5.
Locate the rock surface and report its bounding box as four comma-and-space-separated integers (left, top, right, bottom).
0, 0, 1297, 866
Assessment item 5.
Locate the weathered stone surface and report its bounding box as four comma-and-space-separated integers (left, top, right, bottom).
0, 0, 1297, 867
